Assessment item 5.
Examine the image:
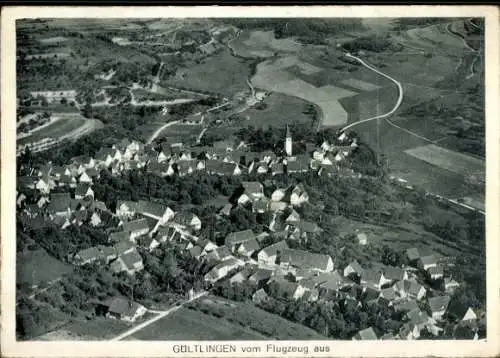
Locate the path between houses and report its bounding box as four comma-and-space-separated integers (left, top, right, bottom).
110, 291, 208, 341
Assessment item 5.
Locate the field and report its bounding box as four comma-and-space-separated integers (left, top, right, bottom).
17, 249, 73, 287
251, 56, 358, 127
37, 318, 130, 341
405, 144, 485, 179
229, 30, 301, 59
128, 295, 326, 340
150, 123, 203, 144
239, 92, 318, 129
164, 49, 253, 96
127, 307, 265, 340
17, 114, 102, 146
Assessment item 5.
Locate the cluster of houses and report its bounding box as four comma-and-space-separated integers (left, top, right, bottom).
17, 129, 480, 338
18, 124, 359, 186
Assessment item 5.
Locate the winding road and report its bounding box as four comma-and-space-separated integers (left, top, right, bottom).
340, 53, 404, 133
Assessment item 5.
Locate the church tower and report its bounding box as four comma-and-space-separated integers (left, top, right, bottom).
285, 124, 292, 156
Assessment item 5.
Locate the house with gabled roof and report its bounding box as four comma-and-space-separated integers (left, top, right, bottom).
285, 209, 300, 223
137, 200, 175, 225
427, 295, 451, 320
206, 245, 233, 262
35, 175, 56, 194
352, 327, 378, 341
48, 192, 72, 217
100, 296, 147, 323
122, 218, 150, 242
446, 298, 478, 323
110, 247, 144, 276
279, 248, 334, 272
393, 279, 427, 301
399, 322, 421, 340
75, 184, 94, 200
286, 157, 310, 174
78, 171, 93, 184
204, 257, 245, 283
442, 277, 460, 293
344, 260, 364, 279
393, 298, 419, 313
257, 240, 288, 266
286, 220, 322, 242
73, 245, 117, 266
237, 181, 264, 205
267, 277, 305, 301
406, 247, 421, 264
427, 265, 444, 280
271, 187, 288, 202
252, 288, 269, 305
109, 231, 131, 244
58, 174, 77, 188
172, 212, 201, 231
290, 184, 309, 206
116, 200, 138, 219
360, 269, 390, 291
141, 236, 160, 252
225, 229, 256, 251
418, 254, 438, 271
236, 238, 260, 257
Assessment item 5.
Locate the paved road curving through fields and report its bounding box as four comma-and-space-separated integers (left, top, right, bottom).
340, 53, 404, 133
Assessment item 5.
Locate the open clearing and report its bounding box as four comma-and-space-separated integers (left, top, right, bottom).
252, 56, 357, 127
404, 144, 485, 179
239, 92, 317, 129
17, 249, 73, 287
165, 49, 252, 96
127, 307, 265, 340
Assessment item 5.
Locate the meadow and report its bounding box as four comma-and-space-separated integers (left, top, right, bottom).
17, 248, 73, 287
164, 49, 253, 96
128, 307, 265, 340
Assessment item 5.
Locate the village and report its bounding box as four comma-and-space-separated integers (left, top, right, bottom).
16, 123, 484, 341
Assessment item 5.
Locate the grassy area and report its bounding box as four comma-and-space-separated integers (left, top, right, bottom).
252, 56, 357, 126
17, 248, 73, 287
128, 307, 265, 340
37, 318, 130, 341
186, 296, 326, 340
405, 144, 484, 178
17, 115, 89, 145
154, 123, 203, 144
239, 92, 317, 129
164, 49, 253, 96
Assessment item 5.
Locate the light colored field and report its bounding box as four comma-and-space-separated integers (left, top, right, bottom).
38, 36, 68, 44
340, 78, 381, 91
404, 144, 485, 179
127, 307, 264, 340
252, 56, 356, 126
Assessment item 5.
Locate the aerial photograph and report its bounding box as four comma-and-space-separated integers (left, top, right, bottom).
15, 17, 485, 341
